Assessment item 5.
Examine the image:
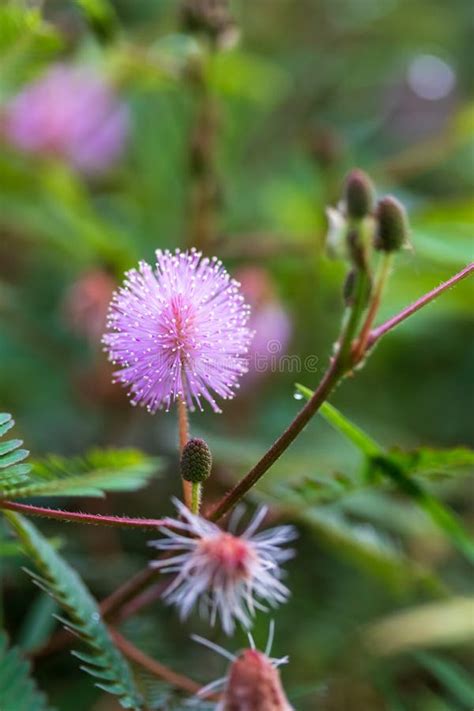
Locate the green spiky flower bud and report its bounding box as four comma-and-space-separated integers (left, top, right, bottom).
180, 438, 212, 483
375, 196, 409, 252
344, 169, 375, 220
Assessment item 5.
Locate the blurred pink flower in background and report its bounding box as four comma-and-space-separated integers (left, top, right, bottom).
237, 267, 292, 384
4, 64, 129, 173
63, 268, 116, 346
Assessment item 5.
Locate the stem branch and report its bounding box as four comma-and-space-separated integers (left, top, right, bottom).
0, 500, 166, 530
208, 262, 474, 522
367, 262, 474, 349
110, 628, 208, 697
353, 253, 392, 362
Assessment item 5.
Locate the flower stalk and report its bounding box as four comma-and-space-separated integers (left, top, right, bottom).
352, 252, 393, 362
191, 481, 201, 514
177, 396, 193, 509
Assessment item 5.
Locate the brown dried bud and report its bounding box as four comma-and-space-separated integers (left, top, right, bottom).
374, 196, 409, 252
222, 649, 293, 711
344, 169, 375, 220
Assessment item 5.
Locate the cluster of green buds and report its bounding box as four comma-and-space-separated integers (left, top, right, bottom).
326, 169, 410, 308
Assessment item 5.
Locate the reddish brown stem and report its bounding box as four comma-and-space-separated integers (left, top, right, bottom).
352, 254, 392, 362
367, 262, 474, 350
207, 355, 343, 522
208, 262, 474, 523
0, 500, 167, 530
110, 628, 210, 698
178, 397, 192, 509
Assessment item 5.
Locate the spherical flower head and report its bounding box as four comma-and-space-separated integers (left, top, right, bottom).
4, 64, 128, 174
102, 249, 253, 413
150, 499, 296, 635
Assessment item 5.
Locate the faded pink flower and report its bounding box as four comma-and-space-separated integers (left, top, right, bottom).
193, 625, 293, 709
150, 500, 296, 635
4, 64, 128, 173
63, 269, 116, 345
102, 249, 253, 413
237, 267, 292, 382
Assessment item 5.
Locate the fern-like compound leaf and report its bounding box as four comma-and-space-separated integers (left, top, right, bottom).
4, 511, 144, 710
0, 629, 53, 711
0, 413, 160, 499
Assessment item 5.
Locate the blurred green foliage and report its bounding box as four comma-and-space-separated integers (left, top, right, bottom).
0, 0, 473, 709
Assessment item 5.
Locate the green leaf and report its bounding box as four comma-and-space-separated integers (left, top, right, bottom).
415, 652, 474, 708
17, 594, 58, 653
0, 412, 161, 498
298, 507, 437, 591
295, 387, 474, 564
370, 456, 474, 565
0, 629, 53, 711
21, 449, 161, 498
0, 7, 60, 57
4, 512, 143, 710
296, 386, 381, 457
388, 446, 474, 479
211, 50, 289, 106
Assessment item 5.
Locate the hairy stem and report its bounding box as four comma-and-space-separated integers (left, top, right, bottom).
367, 262, 474, 349
0, 500, 166, 530
178, 397, 192, 509
191, 482, 201, 514
353, 253, 393, 361
110, 628, 209, 697
207, 357, 342, 522
208, 262, 474, 522
206, 271, 372, 525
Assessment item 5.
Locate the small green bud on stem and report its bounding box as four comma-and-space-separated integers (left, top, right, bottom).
374, 196, 409, 252
180, 438, 212, 483
344, 169, 375, 220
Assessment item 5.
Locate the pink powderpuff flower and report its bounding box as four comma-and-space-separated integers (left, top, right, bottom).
149, 500, 296, 635
102, 249, 253, 413
192, 623, 293, 710
4, 64, 128, 174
